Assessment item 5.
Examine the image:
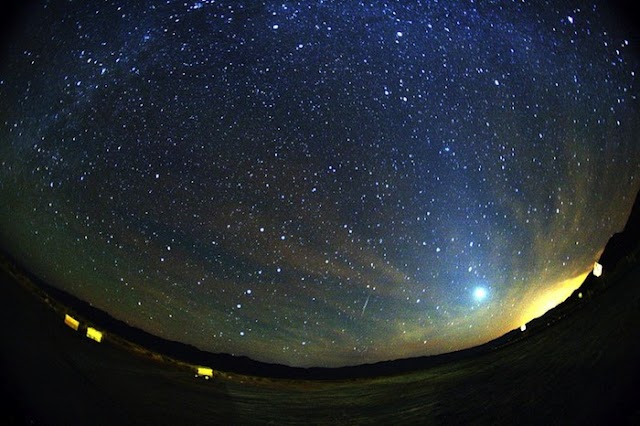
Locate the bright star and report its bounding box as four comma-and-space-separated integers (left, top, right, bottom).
473, 287, 488, 301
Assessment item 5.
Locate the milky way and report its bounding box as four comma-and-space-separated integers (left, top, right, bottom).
1, 1, 639, 367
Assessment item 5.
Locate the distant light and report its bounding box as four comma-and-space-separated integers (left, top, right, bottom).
196, 367, 214, 379
86, 327, 103, 343
64, 314, 79, 331
593, 262, 603, 277
578, 292, 583, 299
473, 287, 487, 301
520, 324, 527, 332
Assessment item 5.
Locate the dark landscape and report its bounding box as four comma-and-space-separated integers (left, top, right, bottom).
1, 190, 639, 425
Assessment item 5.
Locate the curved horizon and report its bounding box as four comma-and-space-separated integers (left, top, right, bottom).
0, 250, 611, 375
1, 0, 639, 368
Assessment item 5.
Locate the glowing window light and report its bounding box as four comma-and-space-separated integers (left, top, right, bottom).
86, 327, 103, 343
593, 262, 603, 277
196, 367, 214, 379
64, 314, 79, 331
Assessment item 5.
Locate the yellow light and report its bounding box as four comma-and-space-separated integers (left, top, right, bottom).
64, 314, 79, 331
593, 262, 603, 277
196, 367, 214, 378
86, 327, 103, 343
517, 271, 589, 327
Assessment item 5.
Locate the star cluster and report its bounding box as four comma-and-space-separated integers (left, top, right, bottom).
1, 0, 639, 367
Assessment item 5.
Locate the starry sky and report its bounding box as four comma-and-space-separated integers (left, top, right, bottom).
1, 0, 639, 368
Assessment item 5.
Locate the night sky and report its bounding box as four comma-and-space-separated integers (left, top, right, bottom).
1, 1, 639, 368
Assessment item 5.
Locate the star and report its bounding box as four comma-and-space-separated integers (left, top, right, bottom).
473, 287, 488, 302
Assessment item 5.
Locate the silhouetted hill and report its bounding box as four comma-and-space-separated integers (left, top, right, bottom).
533, 189, 640, 330
598, 189, 640, 272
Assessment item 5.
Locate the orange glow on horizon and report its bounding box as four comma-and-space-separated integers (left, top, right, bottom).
516, 270, 590, 328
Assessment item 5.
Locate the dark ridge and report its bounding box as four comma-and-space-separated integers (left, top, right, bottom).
1, 189, 639, 380
598, 189, 640, 272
